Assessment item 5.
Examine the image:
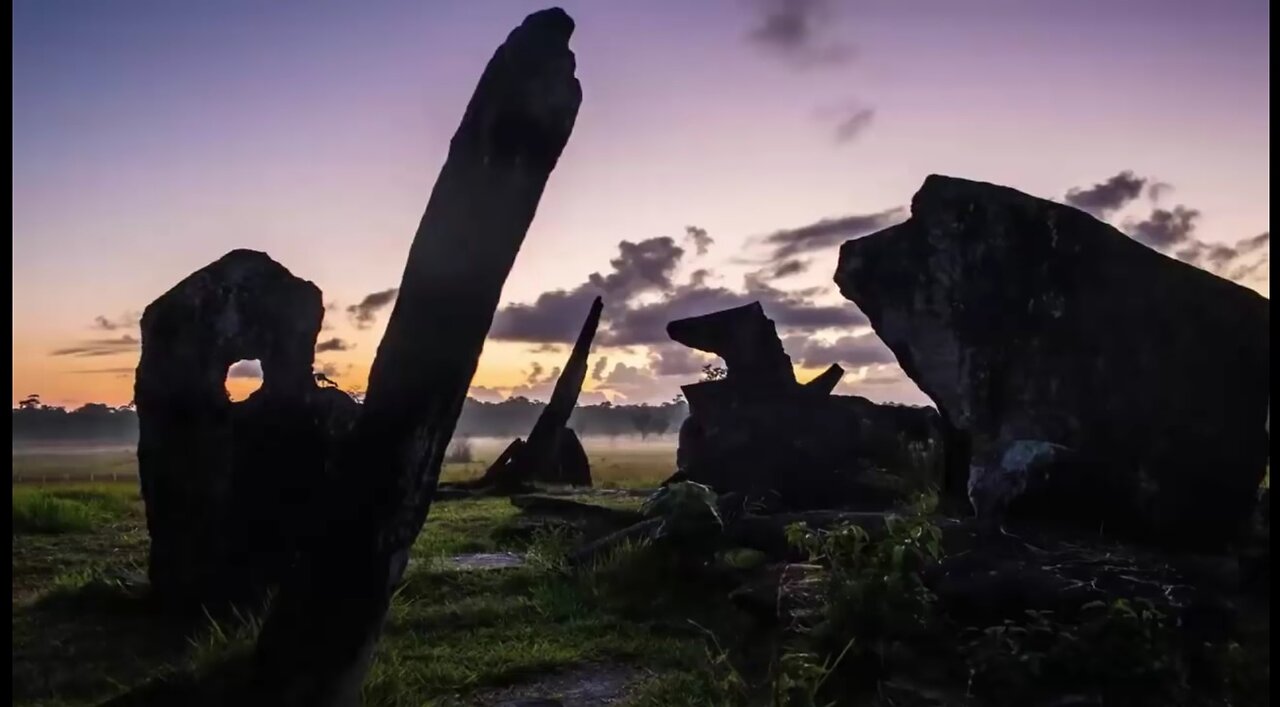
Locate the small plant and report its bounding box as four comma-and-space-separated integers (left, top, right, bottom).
778, 497, 945, 699
772, 639, 856, 707
701, 364, 728, 382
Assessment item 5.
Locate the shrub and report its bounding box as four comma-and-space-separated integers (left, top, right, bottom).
777, 498, 945, 700
962, 599, 1187, 704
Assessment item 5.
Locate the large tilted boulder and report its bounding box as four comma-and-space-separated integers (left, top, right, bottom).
135, 249, 357, 609
834, 174, 1270, 548
668, 302, 943, 510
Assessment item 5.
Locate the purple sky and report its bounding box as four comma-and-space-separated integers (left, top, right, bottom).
12, 0, 1270, 407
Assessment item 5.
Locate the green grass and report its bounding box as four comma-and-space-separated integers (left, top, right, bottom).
12, 484, 138, 534
10, 456, 728, 707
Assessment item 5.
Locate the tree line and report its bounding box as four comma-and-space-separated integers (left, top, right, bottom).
11, 393, 688, 443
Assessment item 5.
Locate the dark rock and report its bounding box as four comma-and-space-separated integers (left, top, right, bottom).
250, 9, 582, 705
667, 302, 796, 387
134, 249, 357, 610
557, 428, 592, 486
479, 297, 602, 489
668, 309, 945, 511
802, 363, 844, 395
924, 532, 1239, 651
835, 174, 1270, 548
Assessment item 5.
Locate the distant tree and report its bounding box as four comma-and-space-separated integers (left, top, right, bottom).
18, 394, 41, 410
701, 364, 727, 382
443, 436, 474, 464
630, 407, 667, 440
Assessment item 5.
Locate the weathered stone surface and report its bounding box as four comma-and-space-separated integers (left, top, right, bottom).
667, 302, 796, 387
250, 9, 582, 706
835, 174, 1270, 548
668, 303, 944, 511
134, 249, 356, 609
480, 297, 601, 489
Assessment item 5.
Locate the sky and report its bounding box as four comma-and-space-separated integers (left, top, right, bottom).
11, 0, 1270, 409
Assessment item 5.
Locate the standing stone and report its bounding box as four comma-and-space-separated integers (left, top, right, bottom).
834, 174, 1270, 547
480, 296, 602, 489
250, 9, 582, 706
666, 302, 944, 510
134, 249, 354, 610
557, 428, 592, 486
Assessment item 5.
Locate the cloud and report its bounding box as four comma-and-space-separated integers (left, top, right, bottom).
91, 312, 140, 331
1064, 171, 1148, 218
689, 268, 713, 287
491, 287, 600, 343
588, 237, 684, 295
467, 386, 509, 403
315, 337, 354, 353
526, 361, 546, 385
647, 343, 713, 377
1146, 181, 1172, 203
321, 302, 339, 331
1126, 205, 1200, 249
832, 107, 875, 143
591, 356, 609, 382
1235, 231, 1271, 255
684, 226, 713, 256
227, 359, 263, 379
51, 335, 140, 358
746, 0, 854, 68
489, 227, 870, 351
768, 258, 810, 278
782, 333, 895, 368
489, 236, 685, 343
347, 288, 398, 329
761, 207, 906, 261
1176, 231, 1270, 285
595, 362, 655, 401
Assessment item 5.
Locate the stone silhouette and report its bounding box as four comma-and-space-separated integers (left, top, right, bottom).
134, 249, 356, 610
668, 302, 796, 388
668, 302, 943, 510
478, 295, 602, 489
835, 174, 1270, 548
250, 8, 583, 706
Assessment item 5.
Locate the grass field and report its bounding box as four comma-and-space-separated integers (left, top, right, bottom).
10, 442, 738, 707
12, 443, 1269, 706
11, 437, 677, 488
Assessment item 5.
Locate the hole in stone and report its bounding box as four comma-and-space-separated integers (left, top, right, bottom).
225, 359, 263, 402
